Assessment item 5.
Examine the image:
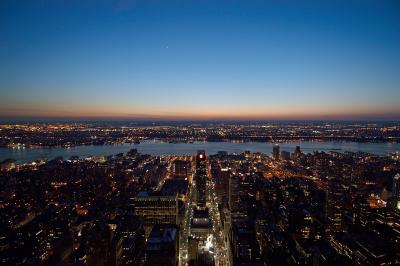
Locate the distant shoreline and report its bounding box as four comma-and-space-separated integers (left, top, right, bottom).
2, 140, 400, 164
2, 137, 400, 149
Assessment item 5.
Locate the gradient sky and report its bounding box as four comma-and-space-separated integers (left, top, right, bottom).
1, 0, 400, 120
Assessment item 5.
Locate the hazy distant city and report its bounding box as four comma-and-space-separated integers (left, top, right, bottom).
1, 121, 400, 148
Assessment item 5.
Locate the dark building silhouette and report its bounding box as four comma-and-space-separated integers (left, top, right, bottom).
272, 144, 280, 160
112, 215, 145, 266
144, 224, 179, 266
173, 160, 190, 178
393, 173, 400, 210
229, 176, 240, 212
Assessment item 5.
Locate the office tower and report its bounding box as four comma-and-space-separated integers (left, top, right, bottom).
292, 146, 302, 161
215, 165, 230, 203
300, 209, 312, 239
190, 208, 212, 239
229, 176, 240, 212
144, 225, 179, 266
189, 150, 214, 265
280, 150, 291, 161
326, 179, 345, 233
195, 150, 207, 208
239, 174, 255, 198
160, 179, 189, 226
352, 234, 391, 265
393, 173, 400, 210
160, 179, 189, 200
230, 221, 262, 264
133, 191, 178, 236
85, 220, 113, 266
295, 146, 301, 154
113, 215, 145, 266
189, 208, 212, 264
272, 144, 280, 160
172, 159, 190, 178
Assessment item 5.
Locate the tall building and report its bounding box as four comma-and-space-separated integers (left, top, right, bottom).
280, 150, 291, 161
195, 150, 207, 208
160, 179, 189, 226
85, 220, 113, 266
272, 144, 280, 160
230, 220, 262, 264
112, 215, 145, 266
189, 208, 213, 264
189, 150, 214, 265
229, 176, 240, 212
393, 173, 400, 210
160, 179, 189, 201
144, 224, 179, 266
172, 160, 190, 178
326, 179, 345, 234
294, 145, 301, 154
214, 165, 230, 203
133, 191, 178, 236
292, 146, 302, 161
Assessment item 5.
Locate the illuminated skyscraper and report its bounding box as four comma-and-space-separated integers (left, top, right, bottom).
272, 144, 280, 160
326, 179, 345, 233
133, 191, 178, 236
195, 150, 207, 208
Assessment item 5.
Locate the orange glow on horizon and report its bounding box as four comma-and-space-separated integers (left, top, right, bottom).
0, 98, 399, 120
1, 103, 399, 120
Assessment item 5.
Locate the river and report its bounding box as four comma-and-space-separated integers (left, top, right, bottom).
1, 140, 399, 163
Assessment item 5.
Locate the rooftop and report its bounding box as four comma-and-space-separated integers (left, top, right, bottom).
146, 225, 178, 251
160, 179, 189, 196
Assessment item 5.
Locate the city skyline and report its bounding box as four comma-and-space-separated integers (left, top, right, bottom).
1, 0, 400, 120
2, 2, 400, 263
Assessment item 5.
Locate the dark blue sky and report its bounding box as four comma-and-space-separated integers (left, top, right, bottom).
1, 0, 399, 120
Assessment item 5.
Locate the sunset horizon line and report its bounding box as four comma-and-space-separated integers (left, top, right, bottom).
1, 112, 400, 122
